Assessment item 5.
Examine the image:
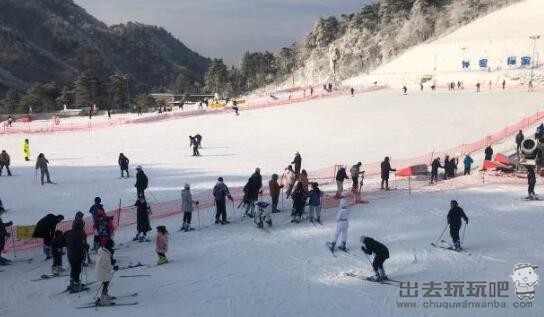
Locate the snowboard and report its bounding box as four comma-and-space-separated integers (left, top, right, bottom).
32, 274, 69, 281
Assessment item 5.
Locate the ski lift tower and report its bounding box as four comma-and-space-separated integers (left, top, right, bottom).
529, 35, 540, 82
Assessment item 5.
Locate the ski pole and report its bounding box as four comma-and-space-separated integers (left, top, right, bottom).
461, 223, 467, 244
197, 204, 201, 230
435, 223, 449, 244
10, 226, 16, 258
231, 200, 236, 221
147, 190, 160, 203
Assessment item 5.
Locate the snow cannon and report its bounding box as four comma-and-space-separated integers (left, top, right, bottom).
520, 138, 540, 167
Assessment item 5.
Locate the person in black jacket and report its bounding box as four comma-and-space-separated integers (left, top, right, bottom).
527, 166, 537, 199
515, 130, 524, 154
290, 181, 307, 223
361, 236, 390, 281
484, 145, 493, 161
430, 157, 442, 184
335, 167, 349, 198
32, 214, 64, 260
291, 152, 302, 179
118, 153, 130, 178
243, 168, 263, 219
62, 221, 87, 293
380, 157, 396, 190
134, 197, 151, 241
213, 177, 234, 224
135, 165, 148, 199
447, 200, 468, 251
0, 208, 13, 265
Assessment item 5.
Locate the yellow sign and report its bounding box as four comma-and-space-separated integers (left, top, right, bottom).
209, 102, 225, 109
16, 225, 35, 240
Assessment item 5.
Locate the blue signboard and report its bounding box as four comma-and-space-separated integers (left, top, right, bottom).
521, 56, 531, 66
479, 59, 488, 68
462, 60, 470, 69
507, 56, 517, 66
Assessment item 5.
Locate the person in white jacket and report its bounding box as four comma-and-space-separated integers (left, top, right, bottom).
95, 239, 118, 306
328, 199, 350, 252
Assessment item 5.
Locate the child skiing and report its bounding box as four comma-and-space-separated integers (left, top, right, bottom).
360, 236, 390, 282
118, 153, 130, 178
447, 200, 469, 251
327, 199, 350, 252
156, 225, 169, 265
96, 239, 118, 305
308, 182, 323, 224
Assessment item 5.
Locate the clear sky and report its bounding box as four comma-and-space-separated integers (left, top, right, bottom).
74, 0, 372, 65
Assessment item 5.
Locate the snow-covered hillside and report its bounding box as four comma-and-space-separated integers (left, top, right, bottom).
345, 0, 544, 88
0, 88, 542, 224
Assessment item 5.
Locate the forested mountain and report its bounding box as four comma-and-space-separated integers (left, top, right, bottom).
0, 0, 210, 112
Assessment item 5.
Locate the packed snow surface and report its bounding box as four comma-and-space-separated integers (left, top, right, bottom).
1, 88, 543, 224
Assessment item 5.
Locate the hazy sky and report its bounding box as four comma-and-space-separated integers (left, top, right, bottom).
74, 0, 372, 65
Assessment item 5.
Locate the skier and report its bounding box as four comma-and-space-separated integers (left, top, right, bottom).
32, 214, 64, 260
268, 174, 283, 213
135, 165, 148, 199
463, 154, 473, 175
51, 230, 64, 276
430, 157, 443, 184
96, 239, 118, 305
0, 150, 11, 176
63, 220, 87, 293
537, 124, 544, 140
194, 133, 203, 148
476, 82, 481, 93
484, 145, 494, 161
527, 166, 537, 199
0, 208, 13, 265
297, 169, 310, 193
22, 139, 30, 161
350, 87, 355, 96
291, 152, 302, 179
328, 199, 350, 251
73, 211, 91, 265
444, 155, 457, 179
243, 168, 262, 218
255, 201, 272, 228
308, 182, 323, 224
360, 236, 390, 282
212, 177, 233, 224
447, 200, 468, 251
420, 83, 423, 91
96, 210, 115, 248
133, 197, 151, 242
36, 153, 52, 185
181, 183, 199, 231
290, 181, 307, 223
156, 225, 169, 265
380, 157, 396, 190
402, 86, 407, 95
502, 80, 506, 90
515, 130, 524, 154
89, 197, 105, 251
190, 136, 200, 156
232, 100, 239, 115
350, 162, 363, 192
118, 153, 130, 178
335, 166, 349, 198
283, 165, 296, 198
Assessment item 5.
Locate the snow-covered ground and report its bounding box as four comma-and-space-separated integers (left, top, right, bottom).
345, 0, 544, 88
0, 88, 543, 224
1, 178, 542, 317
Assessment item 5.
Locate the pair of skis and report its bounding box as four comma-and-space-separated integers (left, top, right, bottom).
77, 292, 139, 309
430, 241, 472, 256
344, 272, 401, 286
326, 242, 352, 257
